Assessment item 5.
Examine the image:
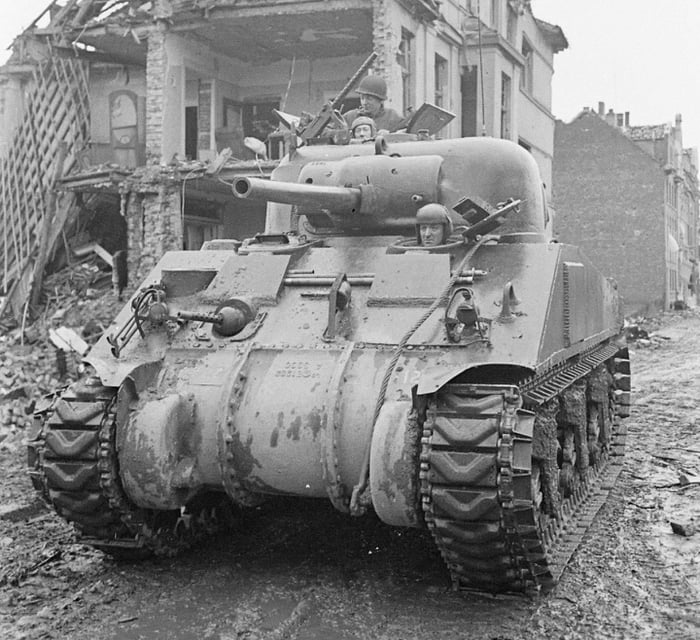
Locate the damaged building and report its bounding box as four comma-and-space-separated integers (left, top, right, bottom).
0, 0, 566, 321
553, 104, 700, 315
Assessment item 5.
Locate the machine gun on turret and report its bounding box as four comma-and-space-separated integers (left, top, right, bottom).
296, 51, 378, 144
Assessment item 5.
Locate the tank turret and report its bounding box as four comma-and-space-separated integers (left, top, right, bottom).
252, 137, 549, 239
234, 151, 447, 233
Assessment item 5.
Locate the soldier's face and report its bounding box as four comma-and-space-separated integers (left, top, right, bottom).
353, 124, 373, 140
360, 94, 382, 115
420, 224, 444, 246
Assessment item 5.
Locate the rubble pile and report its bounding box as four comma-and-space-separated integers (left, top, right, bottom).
624, 309, 696, 347
0, 256, 128, 447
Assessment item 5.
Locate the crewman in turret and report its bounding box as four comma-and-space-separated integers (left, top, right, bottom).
415, 203, 454, 247
342, 75, 406, 133
350, 116, 376, 141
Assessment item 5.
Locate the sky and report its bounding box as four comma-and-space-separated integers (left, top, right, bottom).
532, 0, 700, 153
1, 1, 700, 153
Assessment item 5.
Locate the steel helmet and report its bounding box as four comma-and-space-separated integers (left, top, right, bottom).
415, 203, 454, 244
350, 116, 376, 137
357, 75, 387, 100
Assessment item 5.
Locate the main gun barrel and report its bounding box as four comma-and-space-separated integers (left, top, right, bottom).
233, 176, 362, 214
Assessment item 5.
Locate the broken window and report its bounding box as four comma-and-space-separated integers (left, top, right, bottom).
434, 53, 448, 108
398, 29, 415, 113
500, 72, 511, 139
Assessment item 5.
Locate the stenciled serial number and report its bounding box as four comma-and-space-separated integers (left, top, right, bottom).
273, 360, 324, 379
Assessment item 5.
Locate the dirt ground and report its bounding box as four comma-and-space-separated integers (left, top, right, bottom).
1, 310, 700, 640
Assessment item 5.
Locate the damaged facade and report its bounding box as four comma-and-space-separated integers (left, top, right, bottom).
553, 104, 700, 315
0, 0, 566, 320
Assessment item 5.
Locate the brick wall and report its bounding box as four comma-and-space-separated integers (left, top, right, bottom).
197, 80, 212, 155
371, 0, 390, 77
145, 23, 167, 164
124, 184, 183, 283
553, 113, 665, 316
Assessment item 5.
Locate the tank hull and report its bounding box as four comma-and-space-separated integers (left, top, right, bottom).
27, 136, 631, 591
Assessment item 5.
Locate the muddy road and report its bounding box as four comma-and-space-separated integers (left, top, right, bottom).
1, 311, 700, 640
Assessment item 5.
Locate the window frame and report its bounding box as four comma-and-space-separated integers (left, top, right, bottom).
500, 72, 512, 139
434, 53, 448, 108
520, 38, 533, 95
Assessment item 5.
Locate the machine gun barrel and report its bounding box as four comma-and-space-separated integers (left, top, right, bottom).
298, 51, 378, 141
233, 176, 362, 213
330, 51, 378, 111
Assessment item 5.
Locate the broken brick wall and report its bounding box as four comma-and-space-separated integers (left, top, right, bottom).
125, 186, 182, 284
146, 23, 167, 163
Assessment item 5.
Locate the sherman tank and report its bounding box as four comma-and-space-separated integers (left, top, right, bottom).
27, 133, 630, 593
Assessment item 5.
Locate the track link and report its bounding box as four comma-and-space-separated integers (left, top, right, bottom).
27, 377, 232, 558
420, 345, 631, 593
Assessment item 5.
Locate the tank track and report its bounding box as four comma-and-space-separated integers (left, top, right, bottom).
420, 344, 630, 593
27, 378, 231, 558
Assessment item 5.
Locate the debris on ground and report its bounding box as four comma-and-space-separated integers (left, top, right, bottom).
670, 521, 697, 537
2, 282, 700, 638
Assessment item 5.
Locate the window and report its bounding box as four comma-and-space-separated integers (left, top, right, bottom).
500, 72, 511, 139
242, 98, 281, 159
222, 98, 242, 129
242, 99, 279, 141
520, 39, 533, 94
667, 179, 679, 208
397, 29, 415, 113
185, 106, 197, 160
109, 90, 141, 167
507, 4, 517, 43
490, 0, 500, 31
669, 269, 678, 295
435, 53, 448, 108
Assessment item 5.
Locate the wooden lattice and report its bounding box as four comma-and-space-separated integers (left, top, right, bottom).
0, 55, 90, 298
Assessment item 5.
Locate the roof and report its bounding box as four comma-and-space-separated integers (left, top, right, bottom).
534, 18, 568, 53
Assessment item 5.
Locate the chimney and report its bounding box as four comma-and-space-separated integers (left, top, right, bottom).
624, 112, 630, 127
676, 113, 682, 127
598, 101, 605, 115
605, 109, 616, 126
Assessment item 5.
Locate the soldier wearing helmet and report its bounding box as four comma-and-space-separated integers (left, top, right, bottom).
416, 203, 454, 247
350, 116, 376, 141
343, 75, 406, 134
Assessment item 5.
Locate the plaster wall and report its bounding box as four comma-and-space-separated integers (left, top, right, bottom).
88, 64, 147, 165
159, 30, 371, 158
381, 1, 463, 138
89, 66, 147, 143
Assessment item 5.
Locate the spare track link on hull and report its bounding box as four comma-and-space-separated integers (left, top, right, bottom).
420, 348, 630, 593
27, 379, 228, 558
